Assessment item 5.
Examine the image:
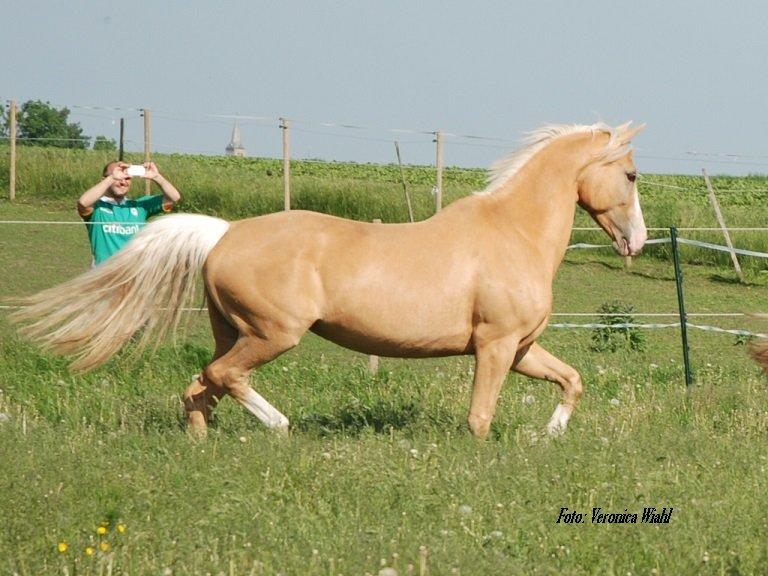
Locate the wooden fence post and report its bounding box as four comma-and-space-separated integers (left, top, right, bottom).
9, 100, 16, 201
142, 108, 151, 195
280, 118, 291, 211
702, 168, 744, 282
368, 218, 383, 373
394, 141, 415, 223
434, 131, 443, 213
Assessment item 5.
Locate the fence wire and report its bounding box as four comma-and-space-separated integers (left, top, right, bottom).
0, 222, 765, 338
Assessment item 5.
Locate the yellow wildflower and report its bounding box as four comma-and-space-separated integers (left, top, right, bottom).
97, 525, 108, 535
99, 542, 110, 552
85, 547, 94, 556
117, 524, 126, 534
57, 542, 68, 553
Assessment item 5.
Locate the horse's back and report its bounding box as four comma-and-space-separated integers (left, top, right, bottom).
203, 210, 481, 354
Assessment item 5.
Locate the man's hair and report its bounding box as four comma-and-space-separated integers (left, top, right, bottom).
102, 161, 119, 177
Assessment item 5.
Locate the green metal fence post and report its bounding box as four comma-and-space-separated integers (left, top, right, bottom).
670, 227, 693, 387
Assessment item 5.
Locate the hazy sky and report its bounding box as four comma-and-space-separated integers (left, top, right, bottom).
3, 1, 768, 175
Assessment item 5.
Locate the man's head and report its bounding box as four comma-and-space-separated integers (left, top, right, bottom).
102, 161, 132, 199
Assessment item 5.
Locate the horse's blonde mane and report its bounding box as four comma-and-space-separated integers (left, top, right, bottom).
478, 122, 634, 196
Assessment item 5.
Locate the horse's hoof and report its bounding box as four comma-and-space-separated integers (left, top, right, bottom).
187, 428, 208, 440
186, 415, 208, 439
546, 423, 566, 437
273, 422, 290, 438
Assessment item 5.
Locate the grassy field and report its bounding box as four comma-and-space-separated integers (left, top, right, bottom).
1, 151, 768, 574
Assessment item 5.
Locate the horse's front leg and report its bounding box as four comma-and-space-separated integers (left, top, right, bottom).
468, 336, 520, 438
183, 374, 225, 434
512, 342, 583, 435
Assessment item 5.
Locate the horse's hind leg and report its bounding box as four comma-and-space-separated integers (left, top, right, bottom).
183, 300, 237, 434
200, 332, 300, 435
512, 342, 583, 435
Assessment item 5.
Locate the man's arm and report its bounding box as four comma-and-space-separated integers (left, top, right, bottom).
144, 162, 181, 204
77, 162, 128, 217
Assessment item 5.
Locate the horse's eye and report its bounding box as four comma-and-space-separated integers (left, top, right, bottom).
626, 171, 637, 183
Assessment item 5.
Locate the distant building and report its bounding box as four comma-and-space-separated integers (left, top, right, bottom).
225, 121, 246, 157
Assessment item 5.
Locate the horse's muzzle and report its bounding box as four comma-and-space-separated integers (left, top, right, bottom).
613, 228, 647, 257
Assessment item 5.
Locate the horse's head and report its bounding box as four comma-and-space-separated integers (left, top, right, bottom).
577, 123, 647, 257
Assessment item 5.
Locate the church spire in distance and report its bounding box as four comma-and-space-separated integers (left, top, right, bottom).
225, 121, 245, 157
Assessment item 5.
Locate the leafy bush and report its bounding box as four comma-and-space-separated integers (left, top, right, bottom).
590, 300, 645, 352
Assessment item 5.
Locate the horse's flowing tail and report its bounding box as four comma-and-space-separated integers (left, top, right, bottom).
10, 214, 230, 372
749, 339, 768, 374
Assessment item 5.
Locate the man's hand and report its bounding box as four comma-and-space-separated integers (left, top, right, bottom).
143, 162, 161, 181
110, 162, 130, 182
140, 162, 181, 204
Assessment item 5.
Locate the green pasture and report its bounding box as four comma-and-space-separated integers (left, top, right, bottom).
1, 150, 768, 574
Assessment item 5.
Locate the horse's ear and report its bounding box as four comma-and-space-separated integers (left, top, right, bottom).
620, 122, 646, 143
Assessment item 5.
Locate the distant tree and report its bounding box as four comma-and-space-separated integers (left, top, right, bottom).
0, 102, 7, 139
17, 100, 89, 149
93, 135, 117, 152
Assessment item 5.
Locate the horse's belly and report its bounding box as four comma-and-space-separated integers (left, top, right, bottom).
309, 317, 474, 358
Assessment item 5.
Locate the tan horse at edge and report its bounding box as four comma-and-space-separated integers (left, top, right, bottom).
749, 340, 768, 374
12, 122, 648, 438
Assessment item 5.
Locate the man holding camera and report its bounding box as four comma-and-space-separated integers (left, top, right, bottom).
77, 161, 181, 265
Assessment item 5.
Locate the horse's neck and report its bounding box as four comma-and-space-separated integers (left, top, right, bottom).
485, 141, 589, 277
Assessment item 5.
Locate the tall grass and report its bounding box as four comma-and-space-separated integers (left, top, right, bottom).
2, 145, 768, 270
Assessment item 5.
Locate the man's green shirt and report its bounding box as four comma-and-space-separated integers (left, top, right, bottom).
82, 195, 168, 265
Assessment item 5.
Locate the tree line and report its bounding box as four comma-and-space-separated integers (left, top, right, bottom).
0, 100, 116, 151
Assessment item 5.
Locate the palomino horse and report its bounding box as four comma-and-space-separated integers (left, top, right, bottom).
750, 340, 768, 374
13, 122, 647, 437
